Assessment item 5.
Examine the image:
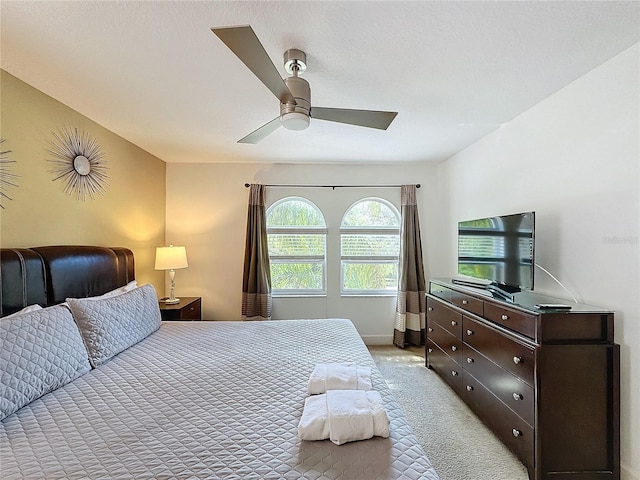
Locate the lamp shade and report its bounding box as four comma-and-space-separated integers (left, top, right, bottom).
155, 246, 188, 270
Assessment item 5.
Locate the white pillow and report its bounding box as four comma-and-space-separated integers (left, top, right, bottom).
2, 304, 43, 319
0, 305, 91, 420
98, 280, 138, 298
66, 283, 161, 368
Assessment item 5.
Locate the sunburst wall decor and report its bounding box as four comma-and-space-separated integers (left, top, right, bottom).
46, 127, 108, 201
0, 139, 19, 209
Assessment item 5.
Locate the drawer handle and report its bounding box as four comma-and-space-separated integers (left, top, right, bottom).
428, 327, 433, 333
462, 299, 468, 305
466, 357, 474, 364
466, 329, 474, 336
513, 356, 523, 365
513, 392, 523, 401
466, 385, 474, 392
451, 320, 458, 326
451, 345, 458, 352
512, 429, 522, 438
501, 314, 509, 321
427, 348, 433, 353
428, 307, 433, 312
451, 370, 459, 377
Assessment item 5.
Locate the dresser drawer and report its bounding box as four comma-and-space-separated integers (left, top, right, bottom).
484, 302, 537, 340
463, 316, 535, 387
427, 297, 462, 337
451, 291, 483, 316
427, 320, 462, 365
427, 339, 463, 393
463, 344, 534, 426
463, 371, 534, 469
429, 283, 451, 302
181, 298, 202, 320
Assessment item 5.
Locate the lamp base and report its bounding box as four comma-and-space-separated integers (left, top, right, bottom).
164, 298, 180, 304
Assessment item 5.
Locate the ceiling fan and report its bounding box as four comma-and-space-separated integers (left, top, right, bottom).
211, 25, 398, 144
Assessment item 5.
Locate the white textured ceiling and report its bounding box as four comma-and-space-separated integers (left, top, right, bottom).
1, 1, 639, 165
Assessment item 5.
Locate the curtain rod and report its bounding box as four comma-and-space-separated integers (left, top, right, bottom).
244, 183, 420, 189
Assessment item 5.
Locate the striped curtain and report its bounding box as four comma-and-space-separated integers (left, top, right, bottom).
241, 184, 272, 320
393, 184, 426, 347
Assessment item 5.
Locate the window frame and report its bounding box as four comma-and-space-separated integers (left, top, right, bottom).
266, 197, 327, 297
339, 198, 401, 297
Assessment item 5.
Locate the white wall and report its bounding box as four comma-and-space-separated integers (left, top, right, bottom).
434, 44, 639, 480
165, 162, 438, 343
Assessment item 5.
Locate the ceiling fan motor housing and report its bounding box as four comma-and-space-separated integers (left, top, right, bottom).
280, 76, 311, 130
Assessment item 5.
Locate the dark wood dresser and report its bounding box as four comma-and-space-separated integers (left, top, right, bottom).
426, 278, 620, 480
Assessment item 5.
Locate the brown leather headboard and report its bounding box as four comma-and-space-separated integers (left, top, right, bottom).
0, 246, 134, 317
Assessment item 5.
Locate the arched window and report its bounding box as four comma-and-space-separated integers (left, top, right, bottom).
266, 197, 327, 295
340, 198, 400, 295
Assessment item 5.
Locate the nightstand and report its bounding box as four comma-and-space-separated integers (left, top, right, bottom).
158, 297, 202, 321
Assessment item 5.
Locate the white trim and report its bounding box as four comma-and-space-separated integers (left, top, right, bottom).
360, 334, 395, 345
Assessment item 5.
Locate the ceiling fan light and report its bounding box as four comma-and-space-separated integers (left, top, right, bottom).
281, 112, 310, 131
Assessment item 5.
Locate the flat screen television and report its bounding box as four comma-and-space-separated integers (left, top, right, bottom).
456, 211, 535, 301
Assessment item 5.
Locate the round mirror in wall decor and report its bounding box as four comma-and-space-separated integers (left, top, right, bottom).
46, 127, 108, 201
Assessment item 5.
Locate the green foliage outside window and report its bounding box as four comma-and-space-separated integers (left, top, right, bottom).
342, 200, 398, 227
343, 263, 398, 291
271, 263, 323, 290
267, 199, 325, 227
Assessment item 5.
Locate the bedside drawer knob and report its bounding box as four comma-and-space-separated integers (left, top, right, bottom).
466, 329, 474, 336
513, 356, 523, 365
451, 320, 458, 326
451, 345, 458, 352
428, 327, 433, 332
466, 385, 474, 392
466, 357, 474, 364
451, 370, 459, 377
512, 429, 522, 438
513, 392, 523, 401
462, 300, 468, 305
501, 314, 509, 320
427, 348, 433, 353
428, 307, 433, 312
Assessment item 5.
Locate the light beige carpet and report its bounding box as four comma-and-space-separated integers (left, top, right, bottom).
369, 345, 529, 480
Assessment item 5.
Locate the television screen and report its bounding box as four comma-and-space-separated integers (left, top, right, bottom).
457, 211, 535, 292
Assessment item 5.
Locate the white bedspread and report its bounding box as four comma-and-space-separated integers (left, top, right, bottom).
0, 319, 438, 479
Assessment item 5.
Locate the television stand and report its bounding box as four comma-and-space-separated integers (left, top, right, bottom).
426, 278, 620, 480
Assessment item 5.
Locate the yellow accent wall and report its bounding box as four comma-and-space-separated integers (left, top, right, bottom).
0, 70, 166, 290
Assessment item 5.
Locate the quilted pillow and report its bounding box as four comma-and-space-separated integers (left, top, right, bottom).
0, 304, 91, 420
2, 304, 43, 319
98, 280, 138, 298
67, 283, 161, 368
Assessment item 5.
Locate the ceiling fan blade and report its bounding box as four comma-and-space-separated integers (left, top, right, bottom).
238, 117, 282, 144
311, 107, 397, 130
212, 25, 295, 105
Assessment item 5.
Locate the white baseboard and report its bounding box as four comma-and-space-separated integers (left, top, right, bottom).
361, 335, 394, 345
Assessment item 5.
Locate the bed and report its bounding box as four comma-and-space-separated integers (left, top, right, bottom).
0, 246, 438, 479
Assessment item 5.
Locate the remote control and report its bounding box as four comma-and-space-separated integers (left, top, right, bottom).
535, 303, 572, 310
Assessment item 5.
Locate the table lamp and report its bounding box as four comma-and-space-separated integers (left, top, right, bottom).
155, 245, 188, 304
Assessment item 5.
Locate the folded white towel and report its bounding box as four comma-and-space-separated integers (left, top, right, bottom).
308, 363, 372, 394
297, 395, 331, 441
298, 390, 390, 445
